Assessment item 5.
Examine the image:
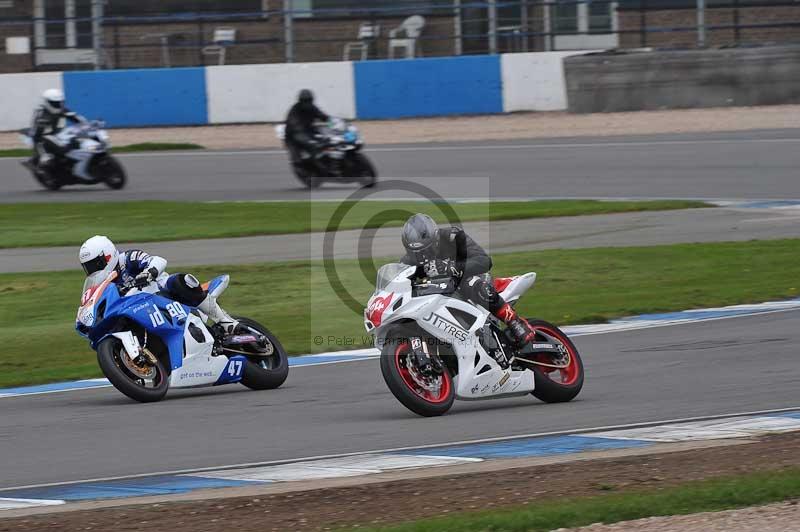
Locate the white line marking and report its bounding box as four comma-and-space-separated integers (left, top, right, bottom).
188, 454, 480, 483
0, 498, 64, 510
0, 383, 113, 398
565, 305, 800, 338
589, 416, 800, 442
2, 405, 798, 493
111, 137, 800, 159
741, 215, 800, 224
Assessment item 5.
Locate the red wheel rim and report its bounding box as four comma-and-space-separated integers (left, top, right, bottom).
394, 343, 452, 404
529, 325, 581, 386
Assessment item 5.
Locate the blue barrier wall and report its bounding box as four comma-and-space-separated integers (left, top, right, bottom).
353, 56, 503, 119
0, 53, 579, 130
63, 68, 208, 127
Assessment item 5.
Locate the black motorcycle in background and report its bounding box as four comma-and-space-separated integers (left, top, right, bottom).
277, 118, 377, 189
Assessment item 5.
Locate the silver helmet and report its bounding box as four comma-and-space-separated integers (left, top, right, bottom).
401, 213, 439, 265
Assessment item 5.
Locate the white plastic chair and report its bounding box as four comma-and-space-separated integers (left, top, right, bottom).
343, 22, 380, 61
202, 27, 237, 66
388, 15, 426, 59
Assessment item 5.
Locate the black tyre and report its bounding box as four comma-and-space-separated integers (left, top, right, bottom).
352, 152, 377, 188
99, 156, 127, 190
235, 317, 289, 390
292, 163, 321, 189
524, 319, 584, 403
96, 337, 169, 403
380, 338, 454, 417
35, 168, 62, 191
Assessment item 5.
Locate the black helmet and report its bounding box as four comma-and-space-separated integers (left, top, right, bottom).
402, 213, 439, 265
298, 89, 314, 104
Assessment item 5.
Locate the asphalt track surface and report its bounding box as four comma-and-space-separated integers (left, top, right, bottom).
3, 129, 800, 203
1, 310, 798, 489
2, 128, 799, 493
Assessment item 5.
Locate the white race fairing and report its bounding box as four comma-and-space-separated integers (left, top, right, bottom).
365, 264, 536, 400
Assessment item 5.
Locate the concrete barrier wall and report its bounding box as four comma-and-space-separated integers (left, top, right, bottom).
0, 72, 63, 131
206, 62, 355, 124
564, 46, 800, 114
0, 52, 585, 130
63, 68, 208, 127
502, 51, 592, 112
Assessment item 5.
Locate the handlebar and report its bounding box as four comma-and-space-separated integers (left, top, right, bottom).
412, 276, 458, 297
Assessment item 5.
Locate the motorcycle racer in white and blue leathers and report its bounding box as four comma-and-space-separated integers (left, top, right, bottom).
78, 235, 238, 335
29, 88, 87, 169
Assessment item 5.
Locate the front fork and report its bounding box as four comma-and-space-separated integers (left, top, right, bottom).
409, 336, 443, 376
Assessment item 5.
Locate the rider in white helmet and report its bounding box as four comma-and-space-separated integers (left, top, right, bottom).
78, 236, 238, 336
28, 88, 86, 168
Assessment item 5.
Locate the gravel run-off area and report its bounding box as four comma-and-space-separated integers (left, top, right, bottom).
2, 433, 800, 532
2, 105, 800, 150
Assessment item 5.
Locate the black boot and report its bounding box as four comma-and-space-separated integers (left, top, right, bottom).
507, 317, 535, 346
496, 303, 535, 346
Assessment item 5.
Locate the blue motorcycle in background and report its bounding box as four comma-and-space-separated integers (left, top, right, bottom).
76, 271, 289, 402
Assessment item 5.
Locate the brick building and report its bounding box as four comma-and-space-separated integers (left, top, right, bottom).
618, 0, 800, 49
8, 0, 791, 74
0, 0, 624, 73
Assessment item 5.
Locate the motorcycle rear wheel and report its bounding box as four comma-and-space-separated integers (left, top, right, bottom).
235, 317, 289, 390
292, 163, 321, 189
380, 338, 455, 417
97, 337, 169, 403
523, 319, 584, 403
35, 168, 62, 191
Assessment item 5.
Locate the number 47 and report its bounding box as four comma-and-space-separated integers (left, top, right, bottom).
228, 360, 243, 377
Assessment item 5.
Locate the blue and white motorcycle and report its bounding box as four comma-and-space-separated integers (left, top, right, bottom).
20, 120, 126, 191
76, 270, 289, 402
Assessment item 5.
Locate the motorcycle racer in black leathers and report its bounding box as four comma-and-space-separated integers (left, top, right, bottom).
400, 213, 536, 346
284, 89, 329, 169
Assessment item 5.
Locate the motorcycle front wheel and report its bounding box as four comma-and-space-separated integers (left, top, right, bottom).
97, 337, 169, 403
380, 337, 455, 417
96, 156, 127, 190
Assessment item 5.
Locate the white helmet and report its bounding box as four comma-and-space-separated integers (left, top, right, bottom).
42, 88, 65, 114
79, 236, 119, 277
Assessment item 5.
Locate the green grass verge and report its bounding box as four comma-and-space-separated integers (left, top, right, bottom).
0, 199, 708, 249
1, 239, 798, 388
114, 142, 205, 152
356, 468, 800, 532
0, 142, 204, 159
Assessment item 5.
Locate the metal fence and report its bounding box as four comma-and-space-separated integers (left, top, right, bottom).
2, 0, 800, 71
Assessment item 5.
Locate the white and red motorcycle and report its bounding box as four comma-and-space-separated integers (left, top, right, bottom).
365, 264, 584, 416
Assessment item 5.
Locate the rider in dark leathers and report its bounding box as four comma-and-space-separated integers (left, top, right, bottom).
400, 213, 536, 346
284, 89, 329, 169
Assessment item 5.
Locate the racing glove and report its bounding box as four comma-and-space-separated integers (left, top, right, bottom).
424, 259, 462, 279
443, 259, 463, 279
134, 267, 159, 289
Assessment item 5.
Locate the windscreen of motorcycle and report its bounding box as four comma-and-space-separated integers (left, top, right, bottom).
81, 271, 106, 300
375, 263, 414, 291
